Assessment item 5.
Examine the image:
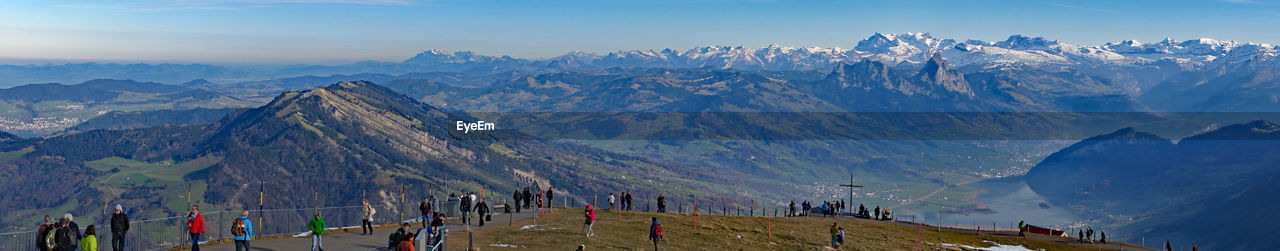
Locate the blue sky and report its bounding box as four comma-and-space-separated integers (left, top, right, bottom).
1, 0, 1278, 64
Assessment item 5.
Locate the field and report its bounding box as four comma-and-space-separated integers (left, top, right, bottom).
87, 155, 223, 218
448, 208, 1120, 250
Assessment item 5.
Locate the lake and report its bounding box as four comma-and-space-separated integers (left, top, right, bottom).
900, 178, 1078, 230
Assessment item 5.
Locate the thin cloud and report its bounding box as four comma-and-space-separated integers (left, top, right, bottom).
175, 0, 426, 6
1049, 3, 1116, 13
53, 0, 432, 12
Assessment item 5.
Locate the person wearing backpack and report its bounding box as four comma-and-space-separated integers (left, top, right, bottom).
308, 212, 326, 251
187, 206, 205, 251
582, 205, 597, 237
44, 220, 58, 251
649, 217, 662, 251
54, 215, 81, 251
232, 210, 253, 251
36, 215, 54, 251
110, 205, 129, 251
80, 225, 98, 251
829, 222, 839, 248
389, 223, 410, 250
362, 200, 376, 235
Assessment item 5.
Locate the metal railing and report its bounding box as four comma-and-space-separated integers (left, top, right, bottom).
0, 230, 37, 251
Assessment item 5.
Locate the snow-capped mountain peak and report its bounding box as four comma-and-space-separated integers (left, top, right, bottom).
410, 33, 1280, 72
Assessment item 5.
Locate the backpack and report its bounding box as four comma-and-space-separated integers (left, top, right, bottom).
44, 228, 57, 249
388, 231, 403, 249
232, 218, 247, 236
63, 226, 79, 248
653, 224, 663, 236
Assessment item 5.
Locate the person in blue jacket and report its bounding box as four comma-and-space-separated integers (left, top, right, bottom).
232, 210, 253, 251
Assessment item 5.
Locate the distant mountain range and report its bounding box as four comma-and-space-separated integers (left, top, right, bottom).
0, 79, 256, 136
2, 33, 1276, 88
385, 54, 1140, 113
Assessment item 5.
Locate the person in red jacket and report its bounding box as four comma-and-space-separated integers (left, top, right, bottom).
582, 205, 597, 237
187, 205, 206, 251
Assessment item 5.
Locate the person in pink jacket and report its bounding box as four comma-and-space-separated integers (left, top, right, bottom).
583, 205, 598, 237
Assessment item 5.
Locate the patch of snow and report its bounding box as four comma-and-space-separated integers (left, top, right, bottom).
489, 243, 522, 248
519, 224, 539, 230
938, 240, 1042, 251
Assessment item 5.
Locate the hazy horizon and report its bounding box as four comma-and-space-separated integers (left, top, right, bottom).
3, 0, 1279, 64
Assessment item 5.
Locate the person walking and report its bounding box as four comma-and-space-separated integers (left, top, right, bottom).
620, 192, 628, 211
460, 192, 472, 225
1017, 220, 1025, 237
419, 197, 432, 229
649, 217, 662, 251
656, 194, 666, 213
625, 192, 634, 211
545, 186, 554, 209
80, 225, 98, 251
523, 188, 532, 209
830, 222, 839, 248
360, 198, 373, 234
232, 210, 253, 251
1101, 231, 1107, 244
583, 205, 597, 237
469, 192, 478, 213
476, 199, 490, 227
187, 206, 205, 251
308, 212, 326, 251
535, 192, 544, 210
608, 193, 616, 210
110, 206, 128, 251
37, 215, 54, 251
1078, 229, 1084, 243
837, 227, 845, 248
789, 201, 795, 217
513, 190, 523, 213
1165, 241, 1172, 251
1086, 227, 1093, 243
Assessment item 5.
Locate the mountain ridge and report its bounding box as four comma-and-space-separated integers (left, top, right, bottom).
1026, 120, 1280, 250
